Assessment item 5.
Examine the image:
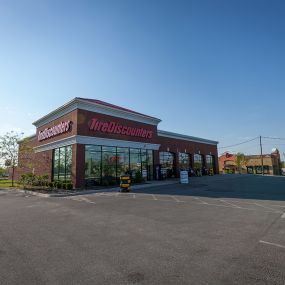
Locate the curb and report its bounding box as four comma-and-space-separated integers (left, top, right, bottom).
2, 180, 180, 198
16, 188, 119, 198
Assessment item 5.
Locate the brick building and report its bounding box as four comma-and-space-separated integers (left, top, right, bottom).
219, 150, 282, 175
16, 98, 219, 188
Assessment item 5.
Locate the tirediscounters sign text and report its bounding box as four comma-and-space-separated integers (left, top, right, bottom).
38, 121, 72, 141
89, 118, 153, 139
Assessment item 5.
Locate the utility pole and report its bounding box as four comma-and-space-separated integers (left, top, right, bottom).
260, 136, 264, 175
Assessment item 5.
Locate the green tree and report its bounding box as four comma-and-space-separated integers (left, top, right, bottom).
0, 131, 23, 186
235, 153, 248, 174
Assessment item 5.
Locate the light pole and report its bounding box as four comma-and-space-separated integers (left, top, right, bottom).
260, 136, 264, 175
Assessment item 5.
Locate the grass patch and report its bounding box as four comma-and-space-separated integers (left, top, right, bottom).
0, 179, 20, 188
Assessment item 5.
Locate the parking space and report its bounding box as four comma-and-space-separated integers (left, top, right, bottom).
1, 175, 285, 284
64, 186, 285, 216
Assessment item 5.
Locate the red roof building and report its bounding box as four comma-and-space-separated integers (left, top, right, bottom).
17, 98, 219, 188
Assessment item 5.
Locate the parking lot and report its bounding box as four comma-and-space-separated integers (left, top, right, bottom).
1, 175, 285, 284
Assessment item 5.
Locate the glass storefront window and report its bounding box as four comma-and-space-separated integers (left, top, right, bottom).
147, 150, 154, 180
247, 166, 254, 174
206, 155, 214, 170
159, 151, 175, 178
53, 145, 72, 182
117, 148, 129, 177
85, 150, 101, 178
102, 146, 116, 153
86, 145, 101, 152
65, 146, 72, 180
85, 145, 154, 185
179, 153, 190, 171
102, 151, 117, 183
194, 154, 202, 170
130, 148, 141, 178
255, 166, 262, 174
53, 148, 59, 180
59, 148, 65, 180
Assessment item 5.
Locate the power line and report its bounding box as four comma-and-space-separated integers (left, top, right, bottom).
262, 136, 285, 141
218, 137, 259, 149
262, 143, 285, 146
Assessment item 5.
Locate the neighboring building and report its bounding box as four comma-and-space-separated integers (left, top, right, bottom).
219, 149, 282, 175
15, 98, 219, 188
218, 152, 236, 173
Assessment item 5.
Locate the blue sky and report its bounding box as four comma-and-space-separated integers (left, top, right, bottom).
0, 0, 284, 159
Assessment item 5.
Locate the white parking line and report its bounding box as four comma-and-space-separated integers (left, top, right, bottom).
170, 196, 185, 203
254, 203, 282, 213
152, 194, 158, 201
272, 205, 285, 208
219, 199, 242, 209
281, 213, 285, 219
194, 197, 209, 204
225, 200, 285, 210
259, 240, 285, 249
68, 196, 96, 204
198, 201, 280, 213
99, 192, 116, 197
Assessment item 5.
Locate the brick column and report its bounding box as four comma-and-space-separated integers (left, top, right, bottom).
214, 153, 219, 174
175, 152, 180, 178
153, 150, 160, 180
72, 144, 85, 189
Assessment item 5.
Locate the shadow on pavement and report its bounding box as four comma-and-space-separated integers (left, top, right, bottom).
132, 175, 285, 202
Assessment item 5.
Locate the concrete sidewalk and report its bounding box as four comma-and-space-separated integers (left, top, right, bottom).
2, 179, 180, 198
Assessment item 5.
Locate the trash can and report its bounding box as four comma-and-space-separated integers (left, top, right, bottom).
120, 175, 131, 192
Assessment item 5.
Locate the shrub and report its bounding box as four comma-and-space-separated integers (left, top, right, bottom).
48, 182, 53, 188
19, 174, 28, 188
26, 173, 36, 185
56, 181, 63, 189
65, 183, 73, 190
19, 173, 36, 187
41, 174, 49, 186
34, 175, 43, 186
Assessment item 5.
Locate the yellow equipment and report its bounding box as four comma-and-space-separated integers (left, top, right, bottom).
120, 175, 131, 192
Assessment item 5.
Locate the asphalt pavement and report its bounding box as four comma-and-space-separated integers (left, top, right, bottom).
1, 174, 285, 285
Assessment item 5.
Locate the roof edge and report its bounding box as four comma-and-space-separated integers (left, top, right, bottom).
33, 98, 77, 127
158, 130, 219, 145
33, 98, 161, 128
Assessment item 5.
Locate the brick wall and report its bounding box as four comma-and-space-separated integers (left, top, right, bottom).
14, 136, 53, 181
155, 136, 219, 176
17, 108, 219, 188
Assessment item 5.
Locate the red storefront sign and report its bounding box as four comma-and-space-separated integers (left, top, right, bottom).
89, 118, 153, 139
225, 152, 233, 158
38, 121, 72, 141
